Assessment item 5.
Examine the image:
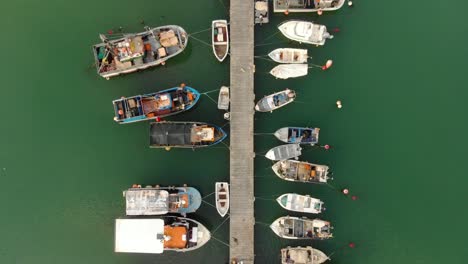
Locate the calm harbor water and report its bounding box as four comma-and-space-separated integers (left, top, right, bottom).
1, 0, 468, 263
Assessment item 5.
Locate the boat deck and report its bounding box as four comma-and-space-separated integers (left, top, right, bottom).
230, 0, 255, 263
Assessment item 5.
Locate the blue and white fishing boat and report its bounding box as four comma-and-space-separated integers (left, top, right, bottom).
149, 121, 227, 148
123, 185, 202, 216
274, 127, 320, 145
113, 85, 200, 124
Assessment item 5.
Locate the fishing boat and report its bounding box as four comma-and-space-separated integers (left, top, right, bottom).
277, 193, 325, 214
212, 20, 229, 62
93, 25, 188, 79
270, 64, 308, 79
272, 160, 331, 184
123, 185, 202, 216
218, 86, 230, 110
255, 0, 269, 24
149, 121, 227, 148
270, 216, 333, 240
268, 48, 308, 64
281, 246, 330, 264
115, 216, 211, 254
278, 20, 333, 46
265, 144, 302, 161
273, 0, 345, 13
215, 182, 230, 217
274, 127, 319, 144
255, 89, 296, 112
113, 85, 200, 124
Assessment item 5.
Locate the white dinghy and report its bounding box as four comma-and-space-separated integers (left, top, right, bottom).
281, 246, 330, 264
277, 193, 325, 214
268, 48, 308, 63
215, 182, 229, 217
278, 20, 333, 46
265, 144, 302, 161
218, 86, 230, 110
212, 20, 229, 62
270, 64, 308, 79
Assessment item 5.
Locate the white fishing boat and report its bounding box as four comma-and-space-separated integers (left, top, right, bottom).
212, 20, 229, 62
265, 144, 302, 161
281, 246, 330, 264
277, 193, 324, 214
255, 89, 296, 112
270, 216, 333, 240
218, 86, 230, 110
273, 0, 346, 13
268, 48, 308, 63
272, 159, 331, 184
255, 0, 270, 24
270, 64, 308, 79
115, 216, 211, 254
278, 20, 333, 46
215, 182, 230, 217
274, 127, 319, 144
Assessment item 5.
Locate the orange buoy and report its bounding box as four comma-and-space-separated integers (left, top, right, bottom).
180, 83, 186, 88
284, 10, 289, 15
118, 109, 124, 115
318, 9, 323, 15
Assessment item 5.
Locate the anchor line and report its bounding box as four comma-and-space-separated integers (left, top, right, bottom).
188, 26, 212, 36
212, 236, 230, 247
203, 93, 218, 105
202, 192, 215, 199
211, 215, 230, 234
201, 88, 221, 94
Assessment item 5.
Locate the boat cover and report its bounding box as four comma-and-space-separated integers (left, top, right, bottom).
115, 218, 164, 253
150, 123, 192, 146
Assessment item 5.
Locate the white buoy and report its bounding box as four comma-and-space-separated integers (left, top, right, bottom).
336, 100, 342, 109
348, 1, 353, 7
318, 9, 323, 15
326, 60, 333, 69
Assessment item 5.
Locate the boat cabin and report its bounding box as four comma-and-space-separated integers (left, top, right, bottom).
274, 0, 343, 12
287, 128, 319, 144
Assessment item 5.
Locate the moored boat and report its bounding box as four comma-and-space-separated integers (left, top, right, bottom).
149, 121, 227, 148
278, 20, 333, 46
270, 216, 333, 240
115, 216, 210, 254
274, 127, 319, 144
255, 89, 296, 112
218, 86, 230, 110
123, 185, 202, 216
277, 193, 325, 214
270, 64, 308, 79
268, 48, 308, 64
272, 159, 331, 184
113, 85, 200, 124
255, 0, 270, 24
212, 20, 229, 62
265, 144, 302, 161
93, 25, 188, 79
273, 0, 345, 13
281, 246, 330, 264
215, 182, 230, 217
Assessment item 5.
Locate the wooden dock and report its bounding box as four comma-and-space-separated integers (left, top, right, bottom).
229, 0, 255, 263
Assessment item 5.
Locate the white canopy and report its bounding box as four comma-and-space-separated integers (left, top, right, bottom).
115, 219, 164, 254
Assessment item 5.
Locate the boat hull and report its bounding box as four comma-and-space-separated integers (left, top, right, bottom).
272, 160, 330, 184
268, 48, 308, 64
255, 89, 296, 112
265, 144, 302, 161
212, 20, 229, 62
270, 64, 308, 79
278, 20, 331, 46
277, 193, 324, 214
281, 246, 329, 264
93, 25, 188, 79
113, 86, 200, 124
270, 216, 333, 240
218, 86, 230, 110
149, 121, 227, 148
273, 0, 345, 13
215, 182, 230, 217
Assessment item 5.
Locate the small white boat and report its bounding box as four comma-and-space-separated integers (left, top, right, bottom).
270, 216, 333, 240
272, 159, 331, 184
218, 86, 230, 110
268, 48, 308, 63
265, 144, 302, 161
255, 89, 296, 112
215, 182, 229, 217
277, 193, 324, 214
278, 20, 333, 46
274, 127, 319, 144
212, 20, 229, 62
273, 0, 346, 13
270, 64, 308, 79
281, 246, 330, 264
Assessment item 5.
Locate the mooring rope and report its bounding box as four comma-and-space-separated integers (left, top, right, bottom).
188, 26, 212, 36
256, 31, 282, 45
212, 236, 230, 247
202, 192, 215, 199
190, 35, 212, 48
203, 93, 218, 105
211, 215, 230, 234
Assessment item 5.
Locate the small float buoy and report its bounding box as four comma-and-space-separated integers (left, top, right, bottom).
349, 242, 356, 248
284, 10, 289, 15
348, 1, 354, 7
180, 83, 186, 88
156, 116, 161, 122
324, 144, 330, 150
118, 109, 124, 115
132, 184, 139, 188
342, 188, 349, 195
107, 30, 113, 35
333, 28, 340, 33
318, 9, 323, 15
352, 195, 358, 200
325, 60, 333, 69
322, 65, 327, 70
165, 147, 171, 151
336, 100, 342, 108
161, 61, 166, 66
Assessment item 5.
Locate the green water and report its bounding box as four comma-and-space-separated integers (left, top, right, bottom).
1, 0, 468, 263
